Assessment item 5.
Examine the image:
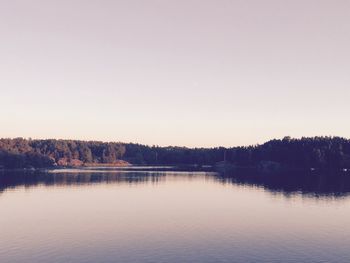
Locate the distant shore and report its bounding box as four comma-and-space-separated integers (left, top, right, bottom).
2, 137, 350, 171
82, 160, 131, 167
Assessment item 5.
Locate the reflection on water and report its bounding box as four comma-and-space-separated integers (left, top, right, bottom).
1, 168, 350, 198
1, 169, 350, 263
0, 170, 168, 193
217, 170, 350, 199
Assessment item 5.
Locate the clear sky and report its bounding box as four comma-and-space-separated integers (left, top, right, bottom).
1, 0, 349, 147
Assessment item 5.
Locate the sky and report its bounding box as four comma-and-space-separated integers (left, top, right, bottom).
1, 0, 350, 147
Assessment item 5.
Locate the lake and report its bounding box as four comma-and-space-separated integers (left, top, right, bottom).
1, 168, 350, 263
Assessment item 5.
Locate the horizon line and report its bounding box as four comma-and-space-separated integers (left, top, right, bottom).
0, 135, 346, 149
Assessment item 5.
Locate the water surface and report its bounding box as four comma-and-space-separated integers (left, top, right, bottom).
1, 169, 350, 263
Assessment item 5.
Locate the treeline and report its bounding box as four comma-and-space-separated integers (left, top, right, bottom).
0, 138, 125, 168
125, 136, 350, 170
1, 136, 350, 170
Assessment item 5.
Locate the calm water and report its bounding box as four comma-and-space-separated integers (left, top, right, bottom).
1, 169, 350, 263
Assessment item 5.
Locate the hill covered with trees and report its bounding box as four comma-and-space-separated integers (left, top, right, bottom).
0, 138, 126, 168
1, 137, 350, 170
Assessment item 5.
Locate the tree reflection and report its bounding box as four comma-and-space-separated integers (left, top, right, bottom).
216, 169, 350, 198
0, 170, 166, 193
1, 169, 350, 198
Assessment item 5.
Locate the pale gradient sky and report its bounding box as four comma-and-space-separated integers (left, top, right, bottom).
1, 0, 349, 147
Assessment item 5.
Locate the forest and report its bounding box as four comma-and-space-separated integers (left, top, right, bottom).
0, 136, 350, 170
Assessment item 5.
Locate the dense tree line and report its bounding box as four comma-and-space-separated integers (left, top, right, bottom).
0, 138, 125, 168
1, 136, 350, 170
124, 137, 350, 170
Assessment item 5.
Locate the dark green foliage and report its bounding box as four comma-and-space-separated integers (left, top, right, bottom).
0, 138, 125, 168
1, 136, 350, 169
0, 151, 54, 168
123, 137, 350, 169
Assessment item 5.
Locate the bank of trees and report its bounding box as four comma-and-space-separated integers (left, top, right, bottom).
124, 137, 350, 170
0, 138, 125, 168
1, 136, 350, 169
